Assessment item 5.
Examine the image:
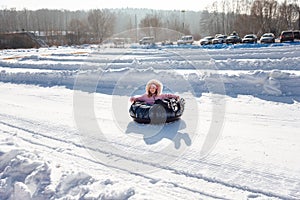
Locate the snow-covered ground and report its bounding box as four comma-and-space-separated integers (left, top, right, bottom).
0, 43, 300, 199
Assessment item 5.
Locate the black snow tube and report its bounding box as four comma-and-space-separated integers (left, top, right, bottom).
129, 98, 185, 124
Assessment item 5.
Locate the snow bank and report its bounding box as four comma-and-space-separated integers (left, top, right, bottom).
0, 67, 299, 103
1, 44, 300, 104
0, 149, 53, 199
0, 59, 83, 71
0, 148, 135, 200
2, 44, 300, 72
130, 41, 300, 50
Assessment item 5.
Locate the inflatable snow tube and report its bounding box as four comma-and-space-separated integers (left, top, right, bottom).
129, 98, 185, 124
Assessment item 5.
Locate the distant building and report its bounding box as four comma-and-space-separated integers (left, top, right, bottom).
0, 32, 47, 49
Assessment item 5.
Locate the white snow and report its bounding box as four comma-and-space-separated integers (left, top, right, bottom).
0, 43, 300, 199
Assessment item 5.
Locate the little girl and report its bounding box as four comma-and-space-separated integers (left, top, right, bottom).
130, 79, 179, 105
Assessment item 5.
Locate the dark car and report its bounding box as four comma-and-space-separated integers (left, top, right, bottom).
242, 34, 258, 43
293, 30, 300, 40
280, 31, 294, 42
225, 35, 242, 44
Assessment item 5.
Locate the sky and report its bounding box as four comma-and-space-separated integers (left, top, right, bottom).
0, 0, 215, 11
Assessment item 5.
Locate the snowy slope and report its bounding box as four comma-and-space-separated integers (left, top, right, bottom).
0, 43, 300, 199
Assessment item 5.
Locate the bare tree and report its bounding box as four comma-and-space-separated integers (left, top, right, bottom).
199, 10, 211, 36
88, 9, 116, 43
139, 13, 163, 28
68, 19, 87, 44
4, 8, 18, 32
250, 0, 278, 34
164, 13, 181, 32
139, 13, 164, 38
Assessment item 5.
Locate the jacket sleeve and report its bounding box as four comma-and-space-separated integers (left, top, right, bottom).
160, 94, 179, 99
131, 94, 147, 102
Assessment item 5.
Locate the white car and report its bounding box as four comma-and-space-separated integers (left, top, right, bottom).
177, 35, 194, 45
260, 33, 275, 43
139, 37, 155, 45
200, 36, 214, 45
212, 35, 227, 44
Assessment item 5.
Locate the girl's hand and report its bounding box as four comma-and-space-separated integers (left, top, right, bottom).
130, 97, 136, 102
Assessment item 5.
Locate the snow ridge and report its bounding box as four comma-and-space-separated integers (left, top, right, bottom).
1, 45, 300, 104
1, 110, 299, 199
1, 44, 300, 199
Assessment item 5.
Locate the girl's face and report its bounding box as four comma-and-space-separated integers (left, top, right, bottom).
149, 84, 157, 94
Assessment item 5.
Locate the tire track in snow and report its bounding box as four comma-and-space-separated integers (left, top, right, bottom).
0, 118, 229, 200
0, 114, 299, 200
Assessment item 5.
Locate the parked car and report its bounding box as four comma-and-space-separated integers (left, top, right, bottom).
212, 35, 227, 44
280, 31, 294, 43
139, 37, 155, 45
211, 38, 219, 44
225, 35, 242, 44
260, 33, 275, 43
200, 36, 214, 45
293, 30, 300, 40
242, 34, 258, 43
177, 35, 194, 45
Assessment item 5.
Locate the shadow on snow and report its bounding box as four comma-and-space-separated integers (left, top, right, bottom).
125, 119, 191, 149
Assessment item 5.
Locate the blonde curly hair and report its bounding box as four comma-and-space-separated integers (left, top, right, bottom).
145, 79, 163, 97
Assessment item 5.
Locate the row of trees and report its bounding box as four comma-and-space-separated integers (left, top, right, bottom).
203, 0, 300, 37
0, 0, 299, 46
0, 9, 116, 45
0, 8, 199, 45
